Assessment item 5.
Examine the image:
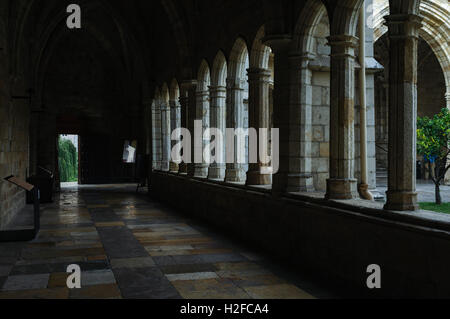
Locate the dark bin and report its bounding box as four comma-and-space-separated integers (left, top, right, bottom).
416, 161, 422, 180
26, 167, 54, 203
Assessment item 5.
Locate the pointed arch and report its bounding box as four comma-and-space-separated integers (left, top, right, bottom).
293, 0, 329, 54
170, 78, 180, 102
228, 38, 250, 81
211, 51, 228, 87
161, 83, 170, 106
197, 60, 211, 92
250, 26, 272, 69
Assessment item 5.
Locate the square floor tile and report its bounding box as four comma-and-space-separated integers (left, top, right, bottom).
2, 274, 50, 291
81, 270, 116, 287
111, 257, 155, 269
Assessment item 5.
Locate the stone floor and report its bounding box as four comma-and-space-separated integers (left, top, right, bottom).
0, 184, 336, 299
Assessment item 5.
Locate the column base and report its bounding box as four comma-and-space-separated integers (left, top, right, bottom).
194, 165, 209, 179
225, 168, 245, 183
384, 191, 419, 211
325, 178, 357, 200
169, 162, 179, 173
208, 166, 226, 181
272, 173, 314, 194
160, 161, 170, 172
246, 170, 272, 186
178, 163, 188, 174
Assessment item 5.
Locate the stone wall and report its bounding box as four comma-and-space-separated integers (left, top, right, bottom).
151, 172, 450, 298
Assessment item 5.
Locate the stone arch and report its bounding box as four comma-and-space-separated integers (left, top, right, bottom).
293, 0, 328, 54
211, 51, 228, 87
161, 83, 170, 107
328, 0, 364, 36
388, 0, 422, 14
228, 38, 250, 82
160, 83, 171, 171
250, 26, 271, 69
373, 0, 450, 103
170, 78, 180, 102
197, 60, 211, 92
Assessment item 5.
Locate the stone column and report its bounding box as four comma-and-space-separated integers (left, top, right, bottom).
194, 90, 209, 178
264, 36, 298, 194
178, 86, 189, 174
169, 99, 181, 173
225, 77, 245, 183
152, 102, 162, 171
289, 53, 316, 191
208, 85, 227, 180
182, 80, 199, 178
246, 68, 272, 185
160, 104, 171, 172
384, 14, 422, 211
325, 35, 358, 200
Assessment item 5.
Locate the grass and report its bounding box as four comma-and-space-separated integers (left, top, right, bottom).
420, 203, 450, 214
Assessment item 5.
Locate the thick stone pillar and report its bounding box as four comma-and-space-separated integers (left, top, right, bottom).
194, 90, 209, 178
225, 78, 246, 183
264, 36, 298, 194
384, 14, 422, 211
169, 99, 181, 172
208, 86, 227, 180
325, 35, 358, 200
183, 80, 199, 178
289, 53, 315, 191
246, 68, 272, 185
160, 104, 171, 172
152, 103, 162, 171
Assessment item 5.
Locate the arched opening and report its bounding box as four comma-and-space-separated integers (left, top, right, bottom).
195, 60, 212, 178
208, 51, 228, 180
225, 38, 250, 183
161, 83, 171, 172
152, 88, 162, 171
169, 79, 181, 172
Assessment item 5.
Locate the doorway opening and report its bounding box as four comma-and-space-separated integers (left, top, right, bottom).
58, 134, 80, 188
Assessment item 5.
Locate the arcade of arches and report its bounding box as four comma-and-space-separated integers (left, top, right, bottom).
0, 0, 450, 298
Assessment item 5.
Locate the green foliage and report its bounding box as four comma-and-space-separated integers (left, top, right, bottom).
417, 108, 450, 160
58, 136, 78, 182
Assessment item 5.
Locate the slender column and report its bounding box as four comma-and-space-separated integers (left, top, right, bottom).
225, 77, 245, 183
264, 36, 296, 194
194, 90, 209, 178
178, 85, 189, 174
325, 35, 358, 200
161, 104, 171, 172
208, 85, 227, 180
384, 14, 422, 211
246, 68, 272, 185
169, 99, 181, 172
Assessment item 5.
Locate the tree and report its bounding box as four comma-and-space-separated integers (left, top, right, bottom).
417, 108, 450, 205
58, 137, 78, 182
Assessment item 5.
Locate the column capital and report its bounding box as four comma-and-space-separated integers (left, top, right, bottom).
247, 68, 272, 83
384, 14, 423, 39
262, 34, 292, 53
288, 51, 316, 68
180, 80, 198, 91
327, 35, 358, 59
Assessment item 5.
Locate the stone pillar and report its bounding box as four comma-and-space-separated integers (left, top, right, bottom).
246, 68, 272, 185
178, 86, 189, 174
169, 99, 181, 173
152, 103, 162, 171
384, 14, 422, 211
160, 104, 171, 172
225, 77, 246, 183
194, 90, 209, 178
289, 53, 315, 191
325, 35, 358, 200
208, 85, 227, 180
182, 80, 199, 178
264, 36, 298, 194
